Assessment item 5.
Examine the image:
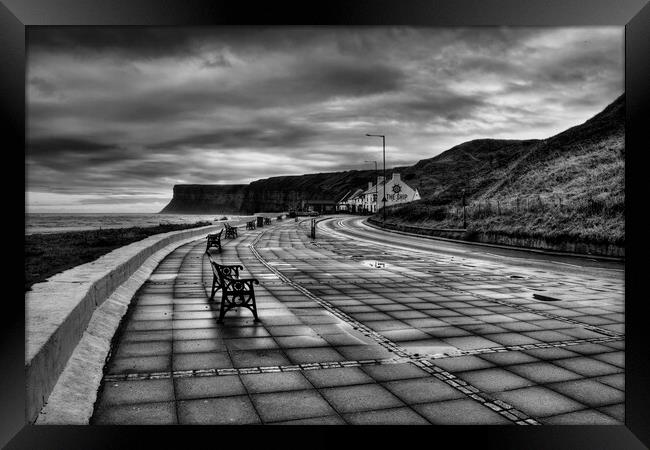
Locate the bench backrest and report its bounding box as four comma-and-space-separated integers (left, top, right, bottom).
207, 229, 223, 240
210, 259, 243, 284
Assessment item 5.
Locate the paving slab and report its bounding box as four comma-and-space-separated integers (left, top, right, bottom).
320, 383, 405, 413
98, 378, 174, 406
413, 398, 513, 425
178, 396, 261, 425
251, 389, 336, 423
383, 377, 465, 404
93, 401, 177, 425
344, 406, 430, 425
240, 371, 312, 393
174, 375, 247, 400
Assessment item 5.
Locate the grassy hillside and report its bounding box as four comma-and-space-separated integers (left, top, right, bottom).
385, 94, 625, 245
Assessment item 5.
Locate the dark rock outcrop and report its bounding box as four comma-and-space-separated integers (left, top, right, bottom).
160, 184, 249, 213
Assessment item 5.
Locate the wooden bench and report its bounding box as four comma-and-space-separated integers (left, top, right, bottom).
224, 223, 238, 239
246, 220, 256, 230
207, 256, 243, 300
264, 217, 271, 225
208, 257, 260, 323
205, 229, 223, 253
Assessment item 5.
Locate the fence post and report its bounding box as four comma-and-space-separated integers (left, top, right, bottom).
462, 190, 467, 229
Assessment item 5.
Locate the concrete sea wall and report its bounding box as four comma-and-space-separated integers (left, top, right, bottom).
25, 224, 220, 423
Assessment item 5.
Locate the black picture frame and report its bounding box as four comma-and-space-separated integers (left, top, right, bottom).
3, 0, 649, 448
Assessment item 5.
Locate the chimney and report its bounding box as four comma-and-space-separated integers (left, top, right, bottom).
393, 173, 401, 182
377, 176, 385, 185
368, 181, 373, 190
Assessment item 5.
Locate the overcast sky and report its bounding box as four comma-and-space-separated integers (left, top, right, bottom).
26, 26, 623, 213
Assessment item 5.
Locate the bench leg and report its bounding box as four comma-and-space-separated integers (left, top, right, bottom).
216, 293, 260, 323
217, 294, 227, 324
250, 295, 260, 322
210, 275, 219, 301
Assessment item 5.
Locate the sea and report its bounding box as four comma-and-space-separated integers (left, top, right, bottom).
25, 213, 256, 235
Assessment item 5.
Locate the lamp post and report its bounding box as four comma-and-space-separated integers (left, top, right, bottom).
366, 134, 386, 225
364, 160, 377, 214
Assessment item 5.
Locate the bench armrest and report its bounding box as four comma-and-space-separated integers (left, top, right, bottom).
238, 277, 259, 284
224, 277, 259, 290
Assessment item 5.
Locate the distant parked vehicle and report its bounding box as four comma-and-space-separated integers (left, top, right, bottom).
308, 211, 320, 217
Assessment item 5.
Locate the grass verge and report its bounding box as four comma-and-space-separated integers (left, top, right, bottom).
25, 221, 211, 291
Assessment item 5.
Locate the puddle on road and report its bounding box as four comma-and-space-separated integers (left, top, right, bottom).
257, 274, 280, 280
361, 260, 389, 269
533, 293, 562, 302
402, 344, 461, 358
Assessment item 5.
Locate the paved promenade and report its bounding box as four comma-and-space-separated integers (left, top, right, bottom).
90, 217, 624, 425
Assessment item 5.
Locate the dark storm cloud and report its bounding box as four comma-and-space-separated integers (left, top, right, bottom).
28, 27, 205, 59
29, 76, 58, 96
27, 59, 404, 129
27, 27, 371, 61
151, 122, 320, 151
26, 137, 133, 173
25, 27, 623, 212
390, 94, 487, 121
27, 136, 115, 156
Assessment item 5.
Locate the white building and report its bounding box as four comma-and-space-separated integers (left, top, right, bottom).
380, 173, 421, 208
339, 173, 420, 213
360, 176, 383, 213
337, 188, 364, 213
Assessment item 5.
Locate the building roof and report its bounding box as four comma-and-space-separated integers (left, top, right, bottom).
361, 178, 387, 195
337, 190, 352, 203
345, 188, 365, 202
